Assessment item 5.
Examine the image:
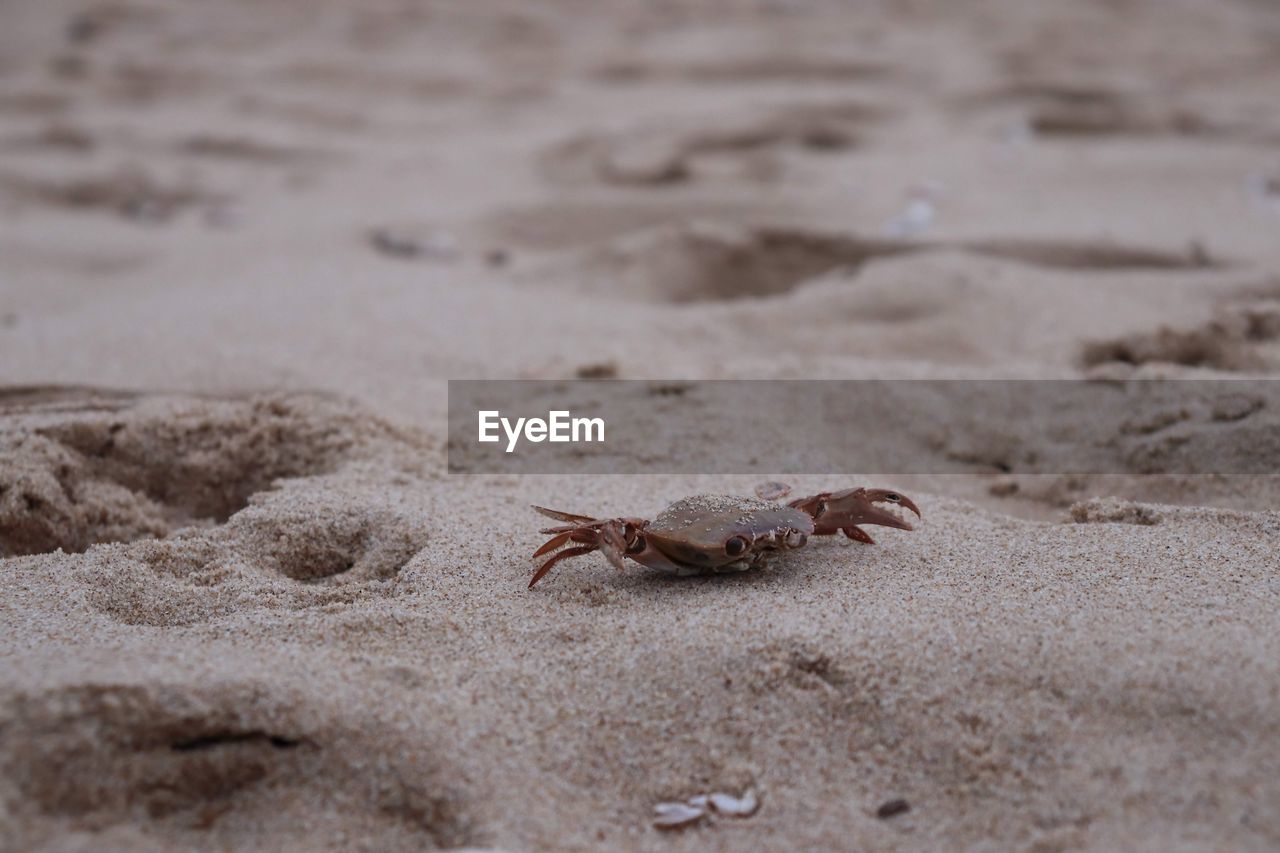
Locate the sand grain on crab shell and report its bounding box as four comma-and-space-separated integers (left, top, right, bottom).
648, 494, 816, 553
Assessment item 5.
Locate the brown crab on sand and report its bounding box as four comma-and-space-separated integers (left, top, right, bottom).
528, 483, 920, 588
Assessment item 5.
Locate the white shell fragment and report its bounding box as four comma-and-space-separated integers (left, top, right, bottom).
709, 789, 760, 817
652, 789, 759, 829
754, 481, 792, 501
653, 802, 705, 829
885, 197, 935, 237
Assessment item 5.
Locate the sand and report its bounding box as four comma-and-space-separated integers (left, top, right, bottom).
2, 0, 1279, 849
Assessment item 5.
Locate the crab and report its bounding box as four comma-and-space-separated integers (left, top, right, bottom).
528, 484, 920, 588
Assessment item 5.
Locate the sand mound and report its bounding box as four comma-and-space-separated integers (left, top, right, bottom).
0, 389, 411, 557
569, 221, 915, 303
540, 101, 879, 187
559, 221, 1220, 305
1082, 288, 1280, 372
2, 676, 475, 850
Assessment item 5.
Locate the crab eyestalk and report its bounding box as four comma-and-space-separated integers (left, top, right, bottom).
788, 487, 921, 544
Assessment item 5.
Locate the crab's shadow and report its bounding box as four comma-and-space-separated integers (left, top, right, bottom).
565, 540, 898, 601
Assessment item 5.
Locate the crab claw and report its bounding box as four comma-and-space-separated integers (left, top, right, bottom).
840, 488, 921, 531
598, 522, 629, 572
788, 487, 921, 544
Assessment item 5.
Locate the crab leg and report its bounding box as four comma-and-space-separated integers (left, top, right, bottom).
841, 526, 877, 544
532, 505, 597, 524
529, 545, 599, 588
532, 532, 573, 559
528, 510, 648, 587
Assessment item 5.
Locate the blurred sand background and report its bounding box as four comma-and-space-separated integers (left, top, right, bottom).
1, 0, 1279, 849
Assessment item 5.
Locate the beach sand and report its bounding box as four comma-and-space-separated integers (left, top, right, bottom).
2, 0, 1279, 849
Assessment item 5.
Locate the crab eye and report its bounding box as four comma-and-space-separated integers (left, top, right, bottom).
786, 531, 807, 548
725, 536, 749, 557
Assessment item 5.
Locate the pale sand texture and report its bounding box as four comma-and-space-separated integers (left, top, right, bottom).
2, 0, 1280, 850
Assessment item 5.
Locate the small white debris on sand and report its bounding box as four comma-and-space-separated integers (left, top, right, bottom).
755, 481, 793, 501
653, 802, 705, 829
652, 789, 760, 829
709, 789, 760, 817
